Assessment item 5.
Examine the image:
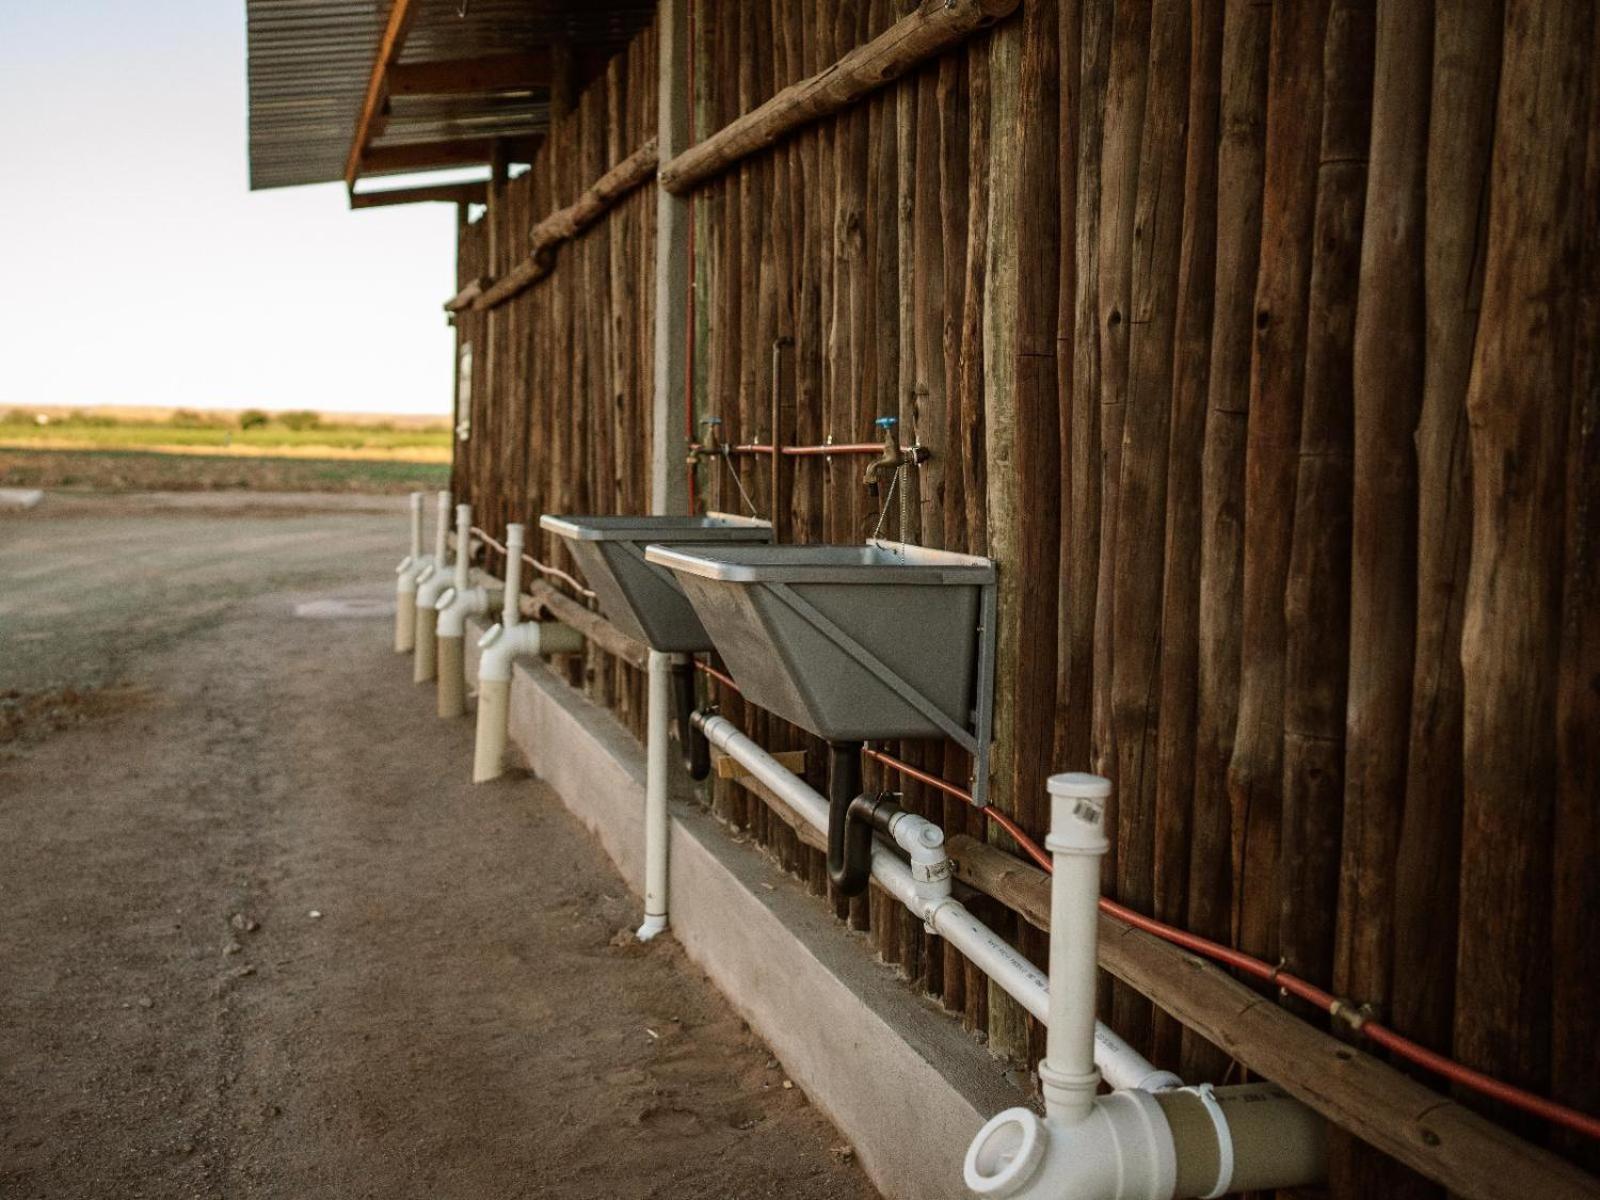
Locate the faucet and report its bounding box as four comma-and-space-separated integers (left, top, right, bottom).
863, 416, 929, 497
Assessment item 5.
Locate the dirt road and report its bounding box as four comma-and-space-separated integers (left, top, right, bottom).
0, 492, 876, 1200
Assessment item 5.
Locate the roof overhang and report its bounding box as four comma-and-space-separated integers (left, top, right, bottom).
245, 0, 653, 194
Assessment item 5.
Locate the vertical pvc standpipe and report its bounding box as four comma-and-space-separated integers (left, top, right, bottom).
414, 490, 452, 683
435, 504, 474, 717
395, 492, 425, 652
637, 649, 672, 941
1041, 772, 1113, 1123
471, 524, 524, 783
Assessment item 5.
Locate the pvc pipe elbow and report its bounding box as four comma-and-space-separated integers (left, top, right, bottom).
966, 1091, 1176, 1200
435, 585, 501, 637
476, 619, 584, 682
635, 914, 669, 942
415, 569, 455, 611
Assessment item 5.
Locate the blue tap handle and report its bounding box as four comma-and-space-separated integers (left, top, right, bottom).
874, 416, 898, 430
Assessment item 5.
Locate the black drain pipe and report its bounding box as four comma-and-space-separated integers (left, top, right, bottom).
670, 657, 711, 780
826, 741, 900, 897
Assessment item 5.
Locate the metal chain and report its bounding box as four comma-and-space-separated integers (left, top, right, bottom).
871, 461, 903, 542
722, 446, 761, 518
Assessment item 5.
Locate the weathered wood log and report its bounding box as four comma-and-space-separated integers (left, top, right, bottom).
1227, 0, 1327, 968
520, 585, 646, 672
980, 11, 1039, 1065
1186, 0, 1269, 1080
1057, 0, 1112, 777
945, 834, 1600, 1200
1151, 0, 1223, 1072
1108, 0, 1188, 1057
446, 274, 493, 313
353, 180, 488, 210
658, 0, 1019, 195
472, 138, 660, 311
1456, 0, 1589, 1123
1338, 0, 1430, 1020
1554, 19, 1600, 1168
1279, 0, 1372, 995
1392, 0, 1498, 1075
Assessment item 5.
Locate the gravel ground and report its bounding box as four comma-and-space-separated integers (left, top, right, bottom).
0, 491, 877, 1200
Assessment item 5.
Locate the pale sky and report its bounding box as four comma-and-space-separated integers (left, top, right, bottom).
0, 0, 464, 416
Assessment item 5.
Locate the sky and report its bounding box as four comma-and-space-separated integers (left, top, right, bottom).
0, 0, 463, 416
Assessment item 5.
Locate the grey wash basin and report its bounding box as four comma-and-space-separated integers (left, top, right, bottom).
644, 541, 997, 771
539, 513, 771, 652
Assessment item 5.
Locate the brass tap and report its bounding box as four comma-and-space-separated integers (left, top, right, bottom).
863, 416, 929, 495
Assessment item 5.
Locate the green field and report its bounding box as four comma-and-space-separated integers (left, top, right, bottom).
0, 447, 449, 494
0, 410, 451, 458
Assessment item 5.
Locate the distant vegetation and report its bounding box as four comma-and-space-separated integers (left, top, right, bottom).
0, 407, 450, 462
0, 447, 449, 495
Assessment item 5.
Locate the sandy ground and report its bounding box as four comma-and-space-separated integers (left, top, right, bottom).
0, 492, 877, 1200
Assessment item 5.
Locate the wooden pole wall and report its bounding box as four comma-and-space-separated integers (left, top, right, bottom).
443, 3, 1600, 1189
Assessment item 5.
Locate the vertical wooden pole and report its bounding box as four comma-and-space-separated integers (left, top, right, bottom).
1150, 0, 1223, 1073
1392, 0, 1501, 1076
981, 10, 1035, 1064
1457, 0, 1589, 1125
1279, 0, 1373, 998
1553, 7, 1600, 1173
1331, 3, 1432, 1188
1059, 0, 1112, 779
1108, 0, 1188, 1056
1185, 1, 1268, 1082
1227, 0, 1327, 967
652, 0, 691, 517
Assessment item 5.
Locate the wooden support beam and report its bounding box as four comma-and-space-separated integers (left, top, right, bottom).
350, 181, 487, 210
713, 749, 807, 781
343, 0, 420, 187
520, 582, 646, 671
657, 0, 1019, 196
470, 138, 659, 311
360, 136, 540, 176
385, 50, 609, 97
651, 0, 691, 517
944, 834, 1600, 1200
445, 274, 492, 314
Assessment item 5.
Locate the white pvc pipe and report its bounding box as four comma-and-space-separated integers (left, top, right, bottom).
694, 715, 1171, 1093
470, 617, 585, 783
411, 492, 453, 681
503, 523, 525, 628
453, 503, 472, 590
637, 650, 672, 941
395, 492, 426, 652
1041, 772, 1112, 1121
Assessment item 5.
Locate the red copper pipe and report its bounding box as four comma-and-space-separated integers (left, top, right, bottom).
686, 664, 1600, 1139
781, 442, 908, 456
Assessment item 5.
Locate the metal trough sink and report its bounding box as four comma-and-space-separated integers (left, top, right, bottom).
644, 540, 998, 804
539, 513, 772, 652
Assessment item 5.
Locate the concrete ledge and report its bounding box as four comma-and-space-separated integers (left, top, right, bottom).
465, 631, 1024, 1200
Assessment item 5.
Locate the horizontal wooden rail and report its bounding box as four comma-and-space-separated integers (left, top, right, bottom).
657, 0, 1018, 195
944, 835, 1600, 1200
352, 181, 487, 210
470, 138, 659, 312
445, 275, 492, 314
520, 581, 646, 670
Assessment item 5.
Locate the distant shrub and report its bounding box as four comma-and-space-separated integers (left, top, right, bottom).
3, 409, 34, 424
238, 409, 270, 430
279, 410, 321, 432
169, 409, 206, 428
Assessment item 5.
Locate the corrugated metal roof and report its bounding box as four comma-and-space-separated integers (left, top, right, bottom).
246, 0, 654, 190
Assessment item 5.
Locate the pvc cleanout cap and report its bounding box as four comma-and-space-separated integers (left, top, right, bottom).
1047, 772, 1112, 801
